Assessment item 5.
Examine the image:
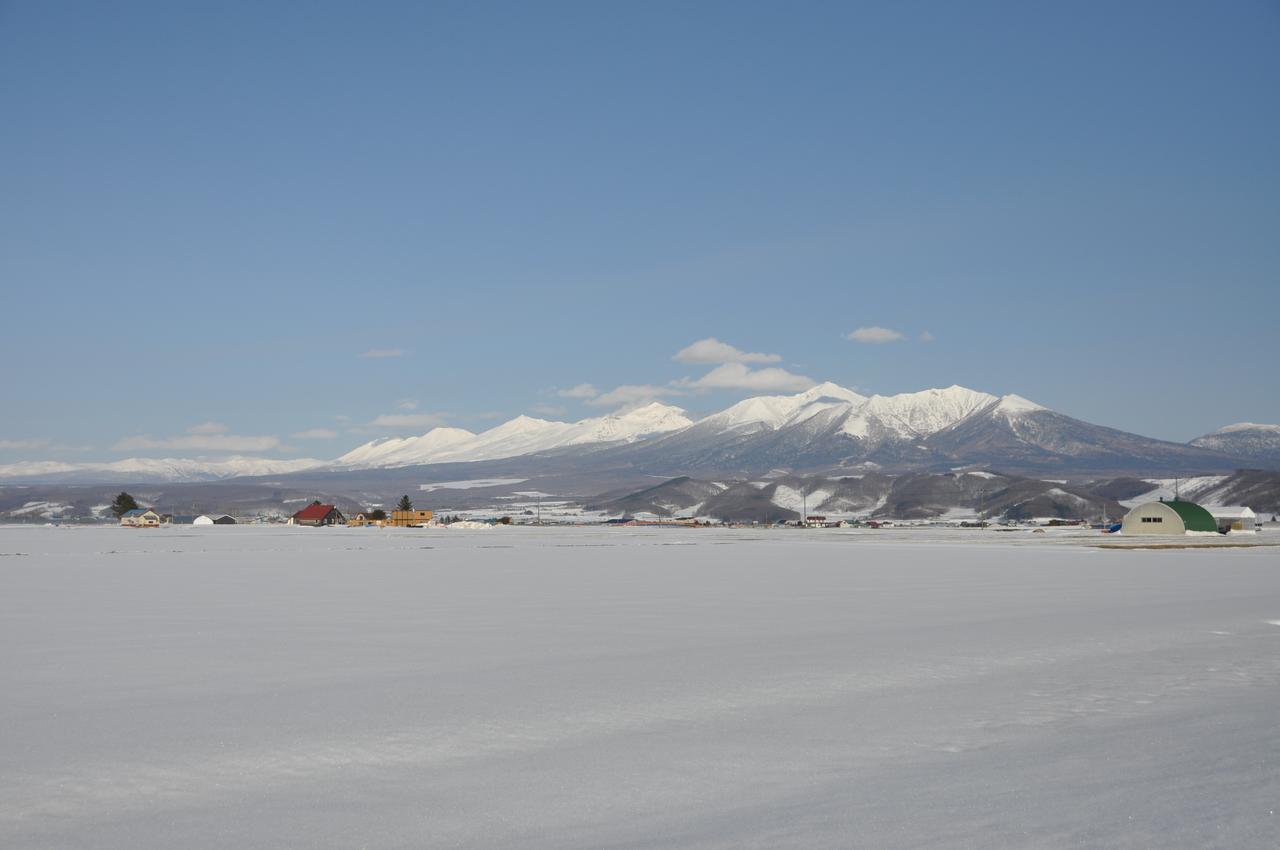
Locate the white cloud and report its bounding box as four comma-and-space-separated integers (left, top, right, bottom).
396, 398, 419, 411
531, 403, 568, 417
847, 326, 905, 344
291, 428, 338, 439
0, 438, 49, 450
0, 439, 92, 453
587, 384, 681, 407
359, 348, 406, 359
673, 338, 782, 364
368, 413, 447, 429
113, 433, 285, 452
557, 383, 598, 399
919, 330, 935, 342
676, 363, 815, 393
112, 421, 280, 451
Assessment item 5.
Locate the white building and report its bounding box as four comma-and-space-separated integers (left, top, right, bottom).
1120, 499, 1218, 535
193, 514, 236, 526
1208, 506, 1256, 534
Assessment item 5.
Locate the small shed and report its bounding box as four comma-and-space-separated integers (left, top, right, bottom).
1208, 506, 1256, 534
1121, 499, 1218, 535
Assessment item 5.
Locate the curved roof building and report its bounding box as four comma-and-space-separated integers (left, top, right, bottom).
1121, 499, 1218, 535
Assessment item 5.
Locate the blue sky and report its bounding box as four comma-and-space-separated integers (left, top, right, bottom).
2, 0, 1277, 462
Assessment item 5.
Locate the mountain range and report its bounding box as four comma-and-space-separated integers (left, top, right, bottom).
589, 469, 1280, 524
1, 383, 1277, 485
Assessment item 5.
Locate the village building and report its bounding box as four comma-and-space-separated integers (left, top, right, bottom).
347, 512, 388, 527
1120, 498, 1218, 535
120, 508, 161, 528
193, 514, 237, 526
291, 503, 346, 526
1208, 506, 1256, 534
387, 509, 434, 527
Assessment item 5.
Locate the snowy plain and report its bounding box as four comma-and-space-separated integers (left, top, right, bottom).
1, 525, 1278, 849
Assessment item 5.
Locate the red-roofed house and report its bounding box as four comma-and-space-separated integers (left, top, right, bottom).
291, 503, 345, 527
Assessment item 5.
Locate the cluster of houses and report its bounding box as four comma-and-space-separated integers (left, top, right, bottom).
118, 496, 1260, 536
118, 504, 438, 529
289, 504, 436, 528
120, 509, 236, 527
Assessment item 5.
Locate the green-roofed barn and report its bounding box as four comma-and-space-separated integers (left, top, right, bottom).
1121, 498, 1219, 535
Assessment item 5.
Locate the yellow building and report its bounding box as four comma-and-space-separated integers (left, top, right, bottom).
387, 509, 433, 527
120, 509, 161, 528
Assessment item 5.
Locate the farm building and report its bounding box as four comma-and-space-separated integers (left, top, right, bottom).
193, 514, 236, 526
1208, 506, 1256, 534
347, 512, 387, 527
291, 503, 346, 527
387, 509, 434, 527
1120, 498, 1218, 535
120, 509, 161, 528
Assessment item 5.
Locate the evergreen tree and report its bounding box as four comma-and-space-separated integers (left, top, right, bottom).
110, 492, 139, 518
397, 495, 413, 512
369, 508, 387, 521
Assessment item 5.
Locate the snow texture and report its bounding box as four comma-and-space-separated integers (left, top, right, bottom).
0, 455, 326, 483
2, 525, 1278, 849
336, 402, 692, 468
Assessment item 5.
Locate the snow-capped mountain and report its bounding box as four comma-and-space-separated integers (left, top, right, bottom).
839, 386, 1002, 443
596, 382, 1261, 477
1, 384, 1271, 487
694, 382, 867, 434
334, 402, 693, 469
331, 426, 478, 469
0, 456, 326, 484
920, 394, 1229, 473
1190, 423, 1280, 467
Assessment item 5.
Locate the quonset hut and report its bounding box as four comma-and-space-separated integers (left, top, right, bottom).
1120, 498, 1218, 535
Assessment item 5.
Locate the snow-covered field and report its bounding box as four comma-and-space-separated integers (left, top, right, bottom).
2, 525, 1278, 848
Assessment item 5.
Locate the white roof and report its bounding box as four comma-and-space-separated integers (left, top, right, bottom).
1207, 506, 1255, 519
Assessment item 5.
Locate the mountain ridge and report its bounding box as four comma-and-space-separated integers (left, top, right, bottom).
1, 384, 1276, 484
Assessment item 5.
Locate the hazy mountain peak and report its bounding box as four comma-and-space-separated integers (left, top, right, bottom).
1212, 422, 1280, 435
796, 382, 866, 404
993, 394, 1047, 416
1189, 422, 1280, 466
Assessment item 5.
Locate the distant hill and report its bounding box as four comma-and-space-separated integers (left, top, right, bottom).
589, 471, 1127, 524
1190, 423, 1280, 468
